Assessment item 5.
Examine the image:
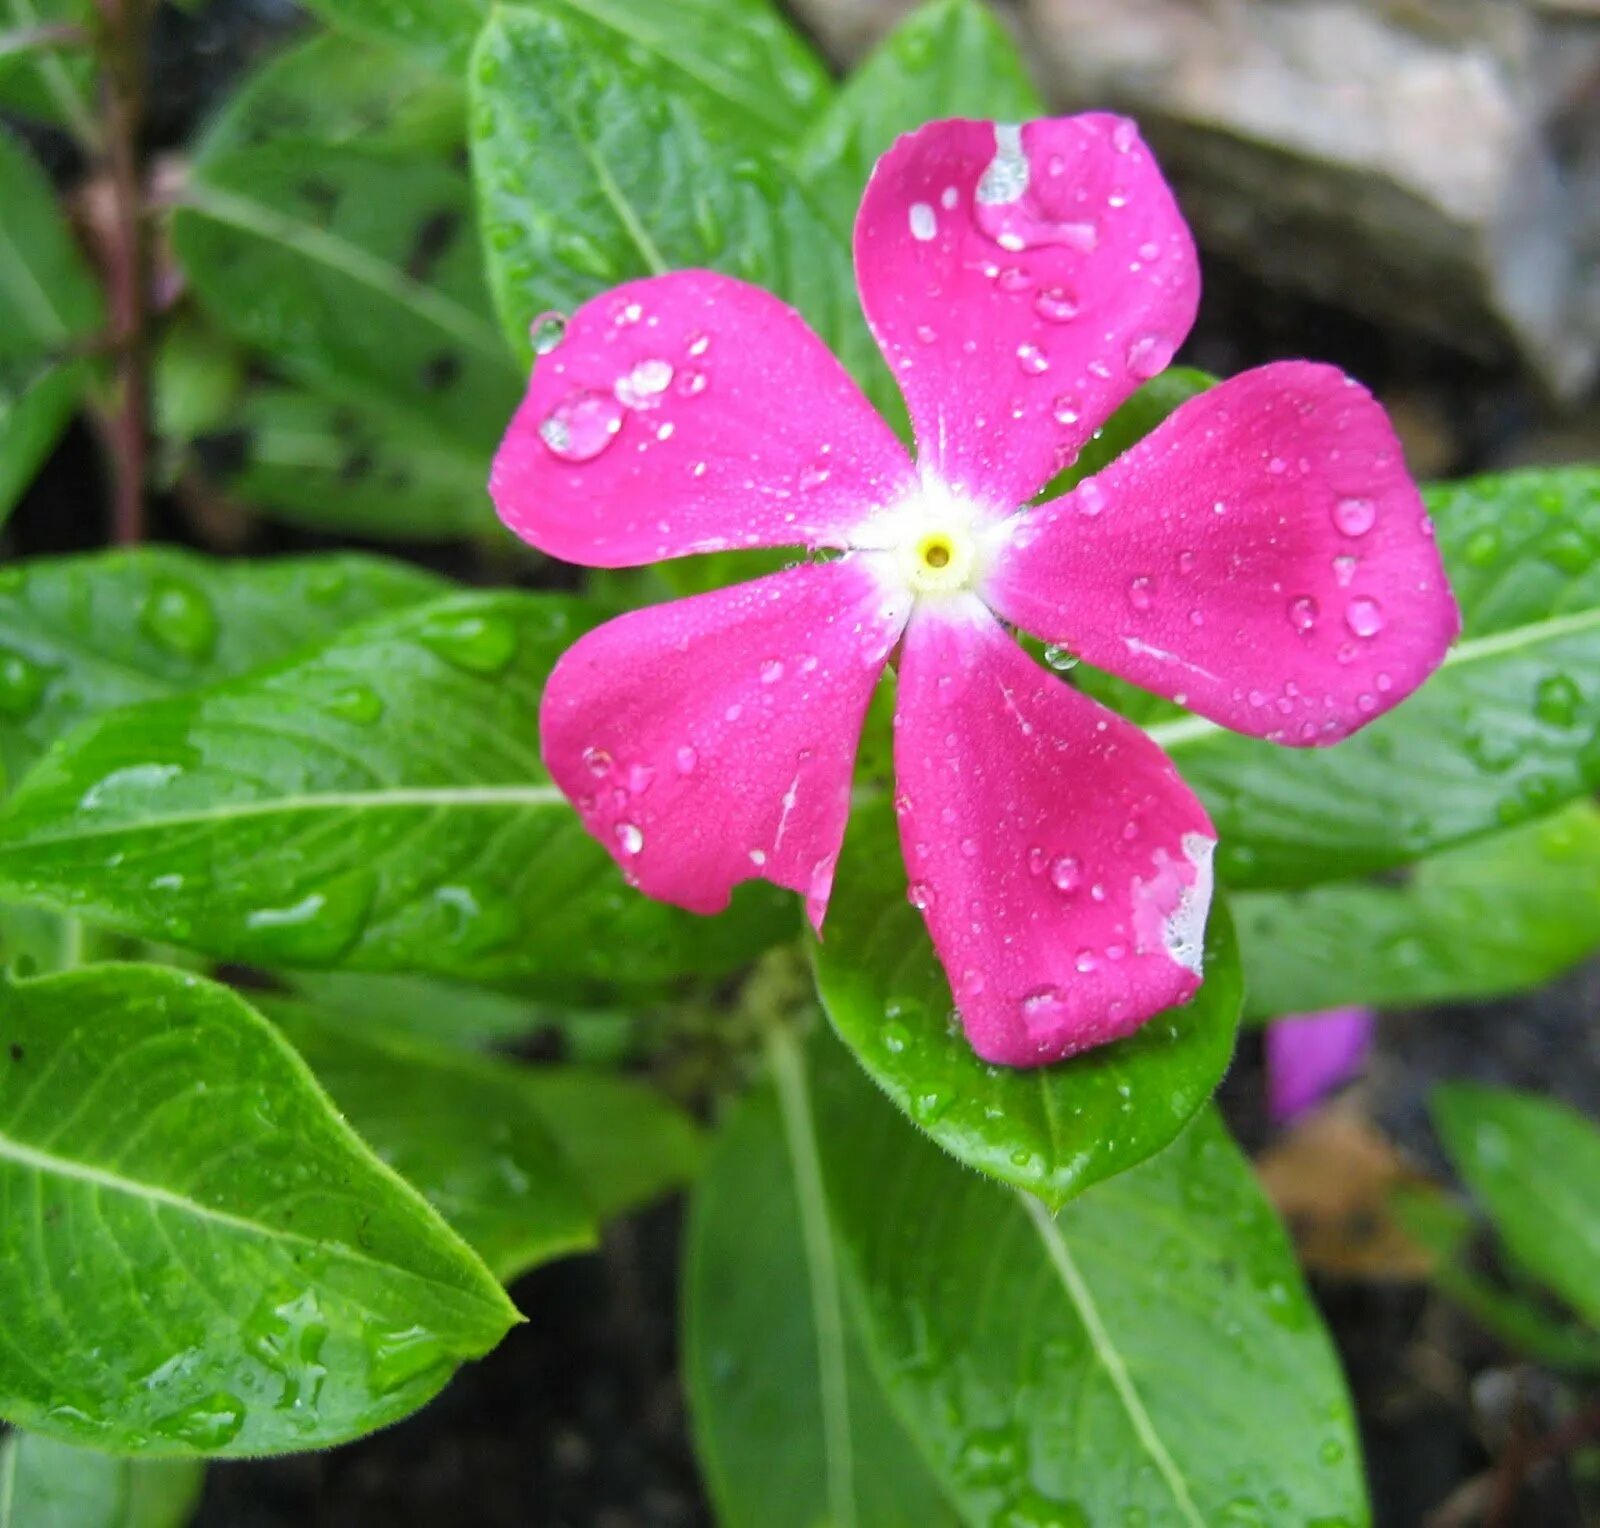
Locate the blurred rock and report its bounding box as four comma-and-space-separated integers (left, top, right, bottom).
788, 0, 1600, 400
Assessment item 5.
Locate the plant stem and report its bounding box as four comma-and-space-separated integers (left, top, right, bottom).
0, 21, 87, 60
92, 0, 153, 546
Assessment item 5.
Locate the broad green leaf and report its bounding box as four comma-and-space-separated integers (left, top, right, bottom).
794, 0, 1042, 229
1236, 802, 1600, 1020
286, 969, 555, 1050
1432, 1084, 1600, 1330
469, 4, 887, 411
0, 0, 95, 141
1391, 1188, 1600, 1371
0, 548, 444, 790
190, 384, 494, 540
302, 0, 829, 128
172, 141, 519, 454
265, 1000, 595, 1282
0, 1431, 203, 1528
1161, 467, 1600, 887
0, 126, 103, 520
0, 591, 791, 984
152, 315, 245, 449
812, 1042, 1368, 1527
812, 797, 1242, 1208
0, 964, 517, 1456
196, 31, 465, 160
685, 1042, 956, 1528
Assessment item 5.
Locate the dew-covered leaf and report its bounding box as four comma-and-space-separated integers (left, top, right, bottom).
0, 1429, 205, 1528
1160, 467, 1600, 887
812, 1040, 1369, 1527
265, 1000, 595, 1282
172, 140, 519, 455
684, 1042, 957, 1528
1432, 1083, 1600, 1330
0, 125, 103, 521
0, 591, 791, 984
812, 797, 1241, 1208
1236, 801, 1600, 1020
190, 383, 494, 540
469, 4, 887, 412
0, 548, 444, 791
0, 963, 517, 1457
793, 0, 1041, 229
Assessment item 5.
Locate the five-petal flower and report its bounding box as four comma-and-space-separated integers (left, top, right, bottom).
490, 115, 1459, 1067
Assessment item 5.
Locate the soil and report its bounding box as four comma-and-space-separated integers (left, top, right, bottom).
5, 2, 1599, 1524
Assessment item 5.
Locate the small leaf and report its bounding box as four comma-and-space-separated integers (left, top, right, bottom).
0, 1430, 204, 1528
812, 1039, 1369, 1527
0, 963, 517, 1456
1162, 467, 1600, 887
265, 999, 595, 1282
793, 0, 1042, 229
1236, 801, 1600, 1020
1432, 1083, 1600, 1329
0, 592, 791, 984
0, 547, 444, 790
0, 3, 95, 146
812, 796, 1241, 1207
469, 3, 887, 412
685, 1040, 957, 1527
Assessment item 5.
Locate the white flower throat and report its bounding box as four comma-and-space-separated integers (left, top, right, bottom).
852, 478, 1009, 603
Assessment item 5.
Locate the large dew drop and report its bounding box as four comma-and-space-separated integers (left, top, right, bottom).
539, 389, 624, 463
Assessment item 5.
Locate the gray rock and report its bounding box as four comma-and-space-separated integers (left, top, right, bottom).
788, 0, 1600, 399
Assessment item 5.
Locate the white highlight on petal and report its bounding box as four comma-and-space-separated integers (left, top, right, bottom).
1164, 833, 1215, 975
976, 122, 1029, 206
909, 202, 938, 241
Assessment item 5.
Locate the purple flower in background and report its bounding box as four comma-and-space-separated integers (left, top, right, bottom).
1266, 1007, 1376, 1124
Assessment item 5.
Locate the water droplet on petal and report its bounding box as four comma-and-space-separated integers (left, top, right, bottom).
616, 822, 644, 855
674, 744, 698, 774
1050, 855, 1081, 892
540, 389, 624, 462
1051, 395, 1080, 426
1016, 342, 1050, 376
1128, 576, 1154, 611
907, 880, 934, 910
760, 658, 784, 684
909, 202, 938, 240
1043, 644, 1078, 671
1126, 334, 1174, 379
1332, 496, 1377, 537
1034, 286, 1079, 323
1345, 596, 1384, 638
615, 358, 674, 409
1332, 554, 1359, 587
1288, 596, 1319, 632
529, 311, 567, 354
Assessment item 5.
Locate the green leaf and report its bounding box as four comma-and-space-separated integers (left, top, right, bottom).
685, 1040, 957, 1528
196, 31, 466, 160
0, 548, 444, 791
285, 969, 556, 1050
812, 796, 1242, 1208
1391, 1188, 1600, 1371
812, 1041, 1369, 1527
0, 963, 517, 1456
190, 384, 494, 541
793, 0, 1042, 229
172, 140, 519, 456
0, 1, 95, 142
0, 1430, 203, 1528
264, 999, 595, 1282
1236, 801, 1600, 1020
1432, 1083, 1600, 1330
302, 0, 830, 125
1162, 467, 1600, 887
0, 125, 103, 520
0, 591, 791, 984
469, 4, 887, 411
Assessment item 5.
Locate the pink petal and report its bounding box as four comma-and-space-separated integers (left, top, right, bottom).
854, 115, 1199, 513
1265, 1007, 1376, 1124
541, 558, 909, 928
893, 604, 1216, 1066
492, 271, 915, 568
986, 362, 1460, 743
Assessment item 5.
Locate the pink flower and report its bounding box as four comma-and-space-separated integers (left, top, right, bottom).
491, 116, 1458, 1068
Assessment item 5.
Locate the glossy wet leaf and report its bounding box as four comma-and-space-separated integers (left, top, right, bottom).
266, 1000, 595, 1282
190, 383, 495, 540
684, 1038, 956, 1528
0, 1430, 204, 1528
0, 126, 103, 521
1161, 467, 1600, 887
1236, 801, 1600, 1020
469, 4, 887, 412
197, 31, 465, 159
794, 0, 1042, 229
172, 140, 519, 454
812, 797, 1241, 1208
812, 1041, 1368, 1528
1392, 1188, 1600, 1371
0, 548, 444, 791
0, 592, 791, 984
0, 964, 517, 1456
1432, 1084, 1600, 1329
